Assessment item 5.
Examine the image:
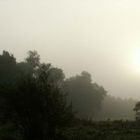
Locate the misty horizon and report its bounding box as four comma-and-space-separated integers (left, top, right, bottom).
1, 0, 140, 99
2, 1, 140, 139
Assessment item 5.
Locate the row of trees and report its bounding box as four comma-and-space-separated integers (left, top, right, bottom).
95, 95, 136, 120
0, 50, 139, 140
0, 50, 107, 140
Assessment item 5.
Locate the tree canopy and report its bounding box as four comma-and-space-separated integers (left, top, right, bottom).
134, 101, 140, 121
63, 71, 107, 118
0, 50, 74, 140
0, 51, 17, 84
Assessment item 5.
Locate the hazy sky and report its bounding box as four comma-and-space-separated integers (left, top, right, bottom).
1, 0, 140, 99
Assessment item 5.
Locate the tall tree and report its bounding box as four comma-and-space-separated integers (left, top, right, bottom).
63, 71, 106, 118
0, 52, 74, 140
0, 50, 17, 84
134, 101, 140, 121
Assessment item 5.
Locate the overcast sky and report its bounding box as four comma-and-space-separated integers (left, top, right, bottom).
1, 0, 140, 99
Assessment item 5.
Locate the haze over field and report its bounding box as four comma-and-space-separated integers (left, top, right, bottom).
1, 0, 140, 99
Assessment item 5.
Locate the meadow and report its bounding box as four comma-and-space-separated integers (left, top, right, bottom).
60, 120, 140, 140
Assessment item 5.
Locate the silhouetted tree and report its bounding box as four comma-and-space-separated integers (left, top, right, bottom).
0, 51, 17, 84
26, 50, 40, 69
63, 71, 106, 119
134, 101, 140, 121
0, 51, 74, 140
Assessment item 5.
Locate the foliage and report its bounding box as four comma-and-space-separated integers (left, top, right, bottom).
0, 50, 74, 140
26, 50, 40, 69
0, 51, 17, 84
0, 50, 138, 140
95, 95, 136, 120
63, 71, 106, 118
134, 101, 140, 121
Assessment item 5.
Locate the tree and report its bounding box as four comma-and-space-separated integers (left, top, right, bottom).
0, 51, 74, 140
63, 71, 106, 119
26, 50, 40, 69
134, 101, 140, 121
0, 50, 17, 84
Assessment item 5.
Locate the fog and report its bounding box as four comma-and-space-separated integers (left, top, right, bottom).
1, 0, 140, 99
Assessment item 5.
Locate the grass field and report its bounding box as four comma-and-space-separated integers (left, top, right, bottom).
60, 120, 140, 140
1, 120, 140, 140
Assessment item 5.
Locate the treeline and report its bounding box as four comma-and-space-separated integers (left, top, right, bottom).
95, 95, 136, 120
0, 50, 137, 139
0, 50, 74, 140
